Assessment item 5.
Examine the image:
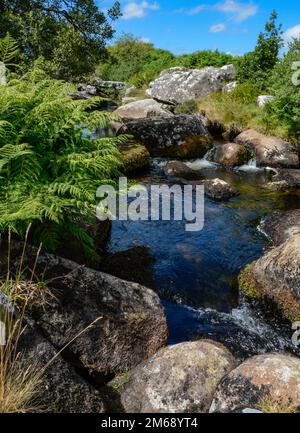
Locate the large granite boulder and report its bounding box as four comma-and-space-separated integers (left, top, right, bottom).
111, 340, 236, 413
260, 210, 300, 246
234, 129, 299, 168
239, 234, 300, 322
13, 248, 168, 377
19, 325, 105, 413
115, 99, 173, 120
119, 115, 213, 158
210, 354, 300, 413
213, 143, 250, 167
146, 65, 236, 105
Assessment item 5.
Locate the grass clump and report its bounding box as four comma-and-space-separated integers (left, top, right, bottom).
259, 396, 298, 414
0, 309, 42, 413
0, 231, 43, 413
197, 82, 290, 141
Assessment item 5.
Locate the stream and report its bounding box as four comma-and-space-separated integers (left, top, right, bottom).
103, 155, 300, 360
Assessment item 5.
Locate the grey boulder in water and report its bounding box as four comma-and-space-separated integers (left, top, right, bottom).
213, 142, 250, 167
118, 114, 213, 158
234, 129, 299, 169
260, 209, 300, 246
239, 234, 300, 322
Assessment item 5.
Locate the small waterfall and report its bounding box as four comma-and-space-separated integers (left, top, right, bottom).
237, 157, 261, 173
185, 146, 219, 171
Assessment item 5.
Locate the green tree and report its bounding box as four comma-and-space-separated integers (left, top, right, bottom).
267, 38, 300, 138
0, 1, 121, 80
97, 34, 158, 82
237, 10, 283, 89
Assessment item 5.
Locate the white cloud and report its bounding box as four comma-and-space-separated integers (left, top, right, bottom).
283, 24, 300, 45
174, 1, 257, 23
187, 5, 206, 16
210, 23, 227, 33
122, 1, 160, 20
214, 0, 258, 23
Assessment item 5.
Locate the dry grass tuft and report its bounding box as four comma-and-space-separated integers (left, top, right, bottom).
0, 310, 42, 413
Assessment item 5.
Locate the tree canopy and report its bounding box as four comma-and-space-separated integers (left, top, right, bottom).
237, 10, 283, 89
0, 0, 121, 80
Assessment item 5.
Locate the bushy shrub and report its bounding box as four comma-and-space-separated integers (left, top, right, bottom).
176, 50, 237, 69
97, 34, 158, 82
267, 39, 300, 139
230, 82, 261, 104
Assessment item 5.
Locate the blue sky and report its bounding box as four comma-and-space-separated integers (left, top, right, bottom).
101, 0, 300, 55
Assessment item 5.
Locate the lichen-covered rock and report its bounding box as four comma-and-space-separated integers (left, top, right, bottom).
20, 325, 105, 413
119, 142, 150, 174
13, 249, 168, 377
269, 169, 300, 189
146, 65, 236, 105
239, 234, 300, 322
113, 340, 236, 413
202, 178, 240, 201
118, 115, 212, 158
260, 210, 300, 246
210, 354, 300, 413
234, 129, 299, 168
164, 161, 196, 178
213, 143, 250, 167
115, 99, 173, 120
92, 79, 126, 91
223, 82, 238, 94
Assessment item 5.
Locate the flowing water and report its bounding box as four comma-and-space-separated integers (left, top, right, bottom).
103, 156, 300, 360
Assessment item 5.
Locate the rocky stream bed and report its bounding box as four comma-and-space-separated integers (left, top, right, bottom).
2, 64, 300, 413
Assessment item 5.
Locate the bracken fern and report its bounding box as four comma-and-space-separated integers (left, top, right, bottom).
0, 65, 126, 260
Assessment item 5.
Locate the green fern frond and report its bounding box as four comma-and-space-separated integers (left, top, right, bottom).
0, 33, 19, 65
0, 66, 127, 261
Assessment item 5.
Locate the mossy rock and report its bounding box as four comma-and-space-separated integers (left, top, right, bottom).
238, 240, 300, 324
119, 141, 150, 175
238, 263, 263, 299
